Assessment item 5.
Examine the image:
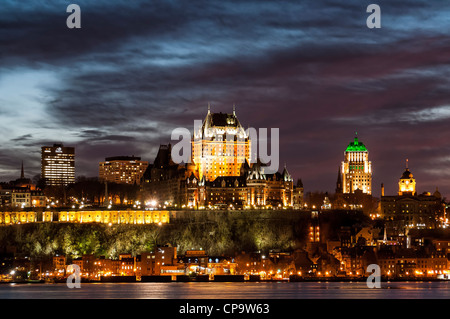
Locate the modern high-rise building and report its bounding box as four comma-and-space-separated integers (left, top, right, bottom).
340, 133, 372, 195
99, 156, 148, 185
192, 105, 251, 182
41, 144, 75, 186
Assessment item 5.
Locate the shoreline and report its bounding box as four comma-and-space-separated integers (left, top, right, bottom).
1, 277, 448, 284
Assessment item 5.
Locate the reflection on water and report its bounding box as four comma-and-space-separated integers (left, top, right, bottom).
0, 281, 449, 299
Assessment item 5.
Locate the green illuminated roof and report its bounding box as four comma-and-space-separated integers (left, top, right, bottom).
345, 136, 368, 152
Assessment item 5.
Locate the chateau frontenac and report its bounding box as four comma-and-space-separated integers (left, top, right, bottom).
141, 107, 302, 209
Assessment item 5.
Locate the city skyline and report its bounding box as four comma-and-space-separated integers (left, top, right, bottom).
2, 122, 442, 199
1, 0, 450, 199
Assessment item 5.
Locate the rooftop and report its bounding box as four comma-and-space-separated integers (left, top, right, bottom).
105, 156, 142, 161
345, 136, 368, 152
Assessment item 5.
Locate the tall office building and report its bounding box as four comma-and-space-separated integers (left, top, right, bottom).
340, 133, 372, 195
99, 156, 148, 185
41, 144, 75, 186
192, 105, 251, 181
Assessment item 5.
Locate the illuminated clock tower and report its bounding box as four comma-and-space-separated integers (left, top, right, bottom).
341, 133, 372, 195
398, 159, 416, 196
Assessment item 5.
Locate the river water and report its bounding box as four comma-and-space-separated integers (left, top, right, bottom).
0, 281, 449, 299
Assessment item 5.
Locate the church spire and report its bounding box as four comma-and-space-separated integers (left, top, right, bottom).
207, 102, 211, 114
233, 103, 236, 116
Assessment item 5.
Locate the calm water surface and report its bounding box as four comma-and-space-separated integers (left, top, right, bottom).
0, 281, 449, 299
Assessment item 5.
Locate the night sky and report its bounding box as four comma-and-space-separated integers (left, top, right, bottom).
1, 0, 450, 199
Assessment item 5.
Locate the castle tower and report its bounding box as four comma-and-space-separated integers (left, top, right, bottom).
398, 159, 416, 196
294, 178, 304, 208
341, 132, 372, 195
192, 105, 251, 181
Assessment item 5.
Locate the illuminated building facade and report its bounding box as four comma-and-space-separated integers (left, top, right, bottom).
376, 248, 448, 278
57, 210, 169, 224
381, 163, 444, 229
0, 211, 38, 224
142, 107, 294, 208
309, 221, 320, 242
140, 245, 178, 277
99, 156, 148, 185
398, 160, 416, 196
292, 179, 304, 209
341, 134, 372, 195
189, 152, 293, 209
41, 144, 75, 186
11, 189, 46, 208
0, 210, 169, 225
53, 255, 66, 272
192, 105, 251, 182
192, 164, 293, 208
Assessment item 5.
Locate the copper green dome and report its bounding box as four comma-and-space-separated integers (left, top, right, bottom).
345, 136, 368, 152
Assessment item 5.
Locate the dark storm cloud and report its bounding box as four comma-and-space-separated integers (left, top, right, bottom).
0, 0, 198, 66
10, 134, 33, 142
1, 0, 450, 197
